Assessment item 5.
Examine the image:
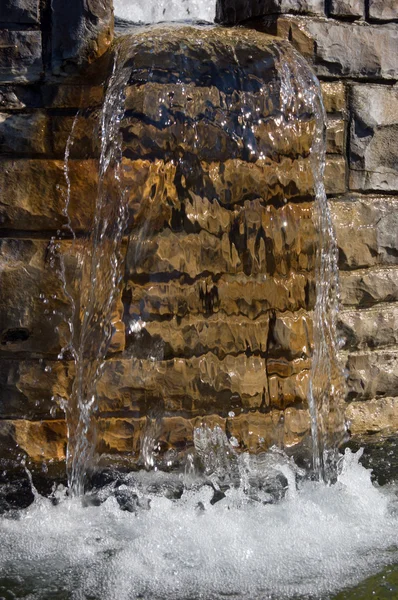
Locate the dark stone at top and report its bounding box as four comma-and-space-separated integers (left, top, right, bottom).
0, 0, 40, 24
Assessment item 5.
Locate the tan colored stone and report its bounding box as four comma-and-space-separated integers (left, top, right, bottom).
346, 397, 398, 436
326, 118, 345, 154
338, 305, 398, 351
270, 310, 313, 358
0, 159, 97, 231
321, 82, 346, 115
13, 419, 67, 461
340, 267, 398, 307
325, 156, 346, 195
126, 273, 314, 320
135, 314, 270, 359
331, 196, 398, 270
345, 350, 398, 401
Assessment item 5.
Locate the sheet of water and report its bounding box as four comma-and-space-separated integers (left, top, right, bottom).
0, 450, 397, 600
114, 0, 216, 23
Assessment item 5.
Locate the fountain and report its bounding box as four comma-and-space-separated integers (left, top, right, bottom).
0, 0, 397, 598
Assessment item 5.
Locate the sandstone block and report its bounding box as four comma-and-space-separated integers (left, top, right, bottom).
0, 30, 42, 84
325, 156, 346, 195
340, 267, 398, 307
345, 351, 398, 401
320, 82, 346, 114
0, 0, 39, 23
349, 85, 398, 192
369, 0, 397, 21
329, 0, 364, 18
345, 397, 398, 436
216, 0, 324, 24
326, 118, 345, 154
338, 305, 398, 351
0, 85, 104, 111
126, 273, 314, 320
331, 197, 398, 270
0, 159, 97, 231
269, 311, 313, 358
0, 239, 99, 357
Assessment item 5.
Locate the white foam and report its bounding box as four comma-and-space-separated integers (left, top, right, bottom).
114, 0, 216, 24
0, 449, 397, 599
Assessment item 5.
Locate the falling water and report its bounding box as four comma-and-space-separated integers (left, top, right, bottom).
60, 24, 346, 493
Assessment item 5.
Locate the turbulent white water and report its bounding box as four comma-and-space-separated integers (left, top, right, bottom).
114, 0, 216, 23
1, 450, 397, 600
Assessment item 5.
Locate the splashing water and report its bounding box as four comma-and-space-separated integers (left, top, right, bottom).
0, 451, 397, 599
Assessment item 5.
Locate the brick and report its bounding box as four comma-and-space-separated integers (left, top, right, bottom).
0, 0, 40, 24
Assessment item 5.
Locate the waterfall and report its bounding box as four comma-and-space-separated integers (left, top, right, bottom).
62, 24, 346, 494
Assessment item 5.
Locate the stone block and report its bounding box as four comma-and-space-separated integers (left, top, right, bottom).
51, 0, 113, 76
0, 85, 104, 111
346, 397, 398, 436
369, 0, 397, 22
320, 82, 346, 114
0, 112, 50, 155
0, 239, 83, 357
340, 267, 398, 307
325, 156, 346, 194
270, 17, 398, 80
0, 0, 40, 23
0, 159, 98, 231
331, 197, 398, 270
338, 305, 398, 351
216, 0, 324, 24
326, 118, 345, 154
349, 85, 398, 192
345, 351, 398, 401
329, 0, 364, 18
0, 30, 42, 84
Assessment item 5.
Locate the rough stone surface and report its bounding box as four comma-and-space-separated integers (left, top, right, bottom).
321, 82, 346, 114
340, 267, 398, 307
0, 30, 42, 84
329, 0, 364, 18
0, 0, 40, 23
0, 159, 98, 231
349, 85, 398, 192
324, 156, 346, 194
345, 351, 398, 401
331, 197, 398, 269
216, 0, 324, 24
346, 397, 398, 436
51, 0, 113, 76
326, 118, 345, 154
269, 17, 398, 80
338, 305, 398, 351
369, 0, 397, 22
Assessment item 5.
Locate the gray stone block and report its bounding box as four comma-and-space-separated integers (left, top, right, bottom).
350, 85, 398, 192
345, 351, 398, 401
340, 267, 398, 307
216, 0, 324, 24
338, 305, 398, 352
304, 19, 398, 79
369, 0, 397, 22
0, 30, 42, 84
331, 196, 398, 269
0, 0, 40, 24
51, 0, 113, 75
329, 0, 364, 18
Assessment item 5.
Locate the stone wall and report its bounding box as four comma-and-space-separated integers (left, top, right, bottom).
0, 0, 114, 473
0, 0, 397, 476
216, 0, 398, 438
